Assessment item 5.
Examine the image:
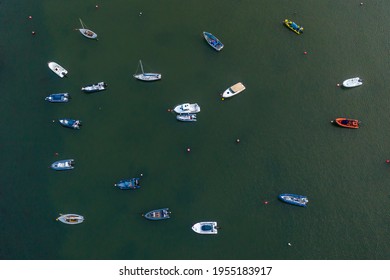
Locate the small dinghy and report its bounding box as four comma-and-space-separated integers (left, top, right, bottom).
56, 214, 84, 225
48, 61, 68, 78
51, 159, 74, 171
203, 32, 224, 51
192, 221, 219, 234
284, 19, 304, 34
331, 118, 360, 129
45, 93, 70, 103
278, 194, 308, 207
114, 178, 140, 190
81, 82, 108, 93
143, 208, 171, 220
77, 18, 97, 40
176, 113, 197, 122
221, 82, 246, 99
342, 77, 363, 88
173, 103, 201, 114
59, 119, 81, 129
133, 60, 161, 81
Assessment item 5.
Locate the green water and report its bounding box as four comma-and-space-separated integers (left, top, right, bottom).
1, 0, 390, 260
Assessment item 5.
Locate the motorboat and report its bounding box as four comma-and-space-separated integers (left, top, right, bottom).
284, 19, 304, 34
51, 159, 74, 171
278, 194, 308, 207
342, 77, 363, 88
203, 32, 224, 51
48, 61, 68, 78
56, 214, 84, 224
221, 82, 246, 98
176, 113, 197, 122
173, 103, 200, 114
45, 93, 70, 103
114, 178, 140, 190
331, 118, 360, 129
78, 18, 98, 39
143, 208, 171, 220
59, 119, 81, 129
192, 221, 218, 234
133, 60, 161, 81
81, 82, 108, 93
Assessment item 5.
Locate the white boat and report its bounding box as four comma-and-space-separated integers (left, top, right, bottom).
48, 61, 68, 78
221, 82, 246, 98
133, 60, 161, 81
56, 214, 84, 225
81, 82, 108, 93
342, 77, 363, 88
176, 113, 197, 122
192, 221, 218, 234
173, 103, 200, 114
78, 18, 98, 39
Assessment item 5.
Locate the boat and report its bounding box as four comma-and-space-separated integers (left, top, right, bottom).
331, 118, 360, 129
203, 32, 224, 51
77, 18, 98, 39
284, 19, 304, 34
81, 82, 108, 93
192, 221, 218, 234
133, 60, 161, 81
114, 178, 140, 190
278, 194, 308, 207
342, 77, 363, 88
51, 159, 75, 171
56, 214, 84, 225
59, 119, 81, 129
221, 82, 246, 98
45, 93, 70, 103
48, 61, 68, 78
173, 103, 201, 114
143, 208, 171, 220
176, 113, 197, 122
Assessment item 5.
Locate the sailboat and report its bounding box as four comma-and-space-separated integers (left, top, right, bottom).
78, 18, 98, 39
133, 60, 161, 81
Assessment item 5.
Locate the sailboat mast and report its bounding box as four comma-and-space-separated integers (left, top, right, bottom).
139, 60, 144, 74
79, 18, 84, 29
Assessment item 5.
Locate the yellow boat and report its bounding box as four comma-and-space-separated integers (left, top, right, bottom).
284, 19, 304, 35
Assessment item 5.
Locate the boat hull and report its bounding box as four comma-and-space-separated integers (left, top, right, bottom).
115, 178, 140, 190
222, 82, 246, 98
176, 113, 197, 122
81, 82, 108, 93
331, 118, 359, 129
203, 32, 224, 51
143, 208, 170, 220
79, 28, 97, 39
51, 159, 75, 171
45, 93, 70, 103
284, 19, 303, 34
342, 77, 363, 88
48, 62, 68, 78
192, 221, 218, 234
278, 194, 308, 207
133, 73, 161, 81
57, 214, 84, 224
59, 119, 81, 129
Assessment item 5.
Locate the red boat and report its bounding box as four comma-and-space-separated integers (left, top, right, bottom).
331, 118, 359, 129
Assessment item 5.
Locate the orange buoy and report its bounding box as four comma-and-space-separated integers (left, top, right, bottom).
303, 51, 307, 55
386, 160, 390, 163
264, 201, 269, 205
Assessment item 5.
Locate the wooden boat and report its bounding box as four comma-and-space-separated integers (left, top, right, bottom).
192, 221, 218, 234
143, 208, 171, 220
284, 19, 304, 34
59, 119, 81, 129
221, 82, 246, 98
342, 77, 363, 88
203, 32, 224, 51
48, 61, 68, 78
278, 194, 308, 207
56, 214, 84, 224
115, 178, 140, 190
51, 159, 75, 171
78, 18, 98, 39
81, 82, 108, 93
133, 60, 161, 81
176, 113, 197, 122
173, 103, 201, 114
331, 118, 360, 129
45, 93, 70, 103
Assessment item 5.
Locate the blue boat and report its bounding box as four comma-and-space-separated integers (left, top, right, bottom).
203, 31, 224, 51
45, 93, 70, 103
59, 119, 81, 129
51, 159, 74, 171
143, 208, 171, 220
114, 178, 140, 190
278, 194, 308, 207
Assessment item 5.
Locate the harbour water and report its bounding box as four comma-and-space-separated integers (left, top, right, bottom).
1, 0, 390, 260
